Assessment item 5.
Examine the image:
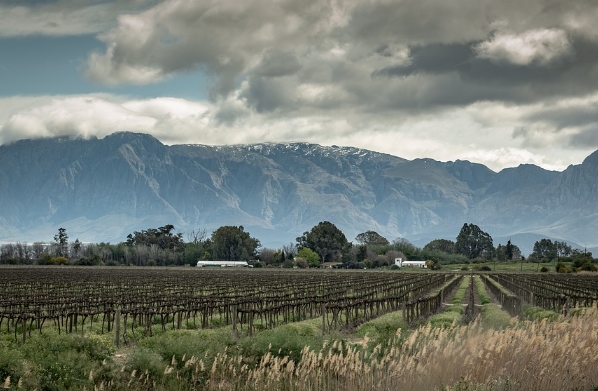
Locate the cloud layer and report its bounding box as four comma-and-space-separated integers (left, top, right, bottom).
2, 0, 598, 171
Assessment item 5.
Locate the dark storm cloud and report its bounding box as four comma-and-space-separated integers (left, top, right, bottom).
252, 49, 302, 78
242, 76, 297, 113
370, 36, 598, 108
568, 128, 598, 148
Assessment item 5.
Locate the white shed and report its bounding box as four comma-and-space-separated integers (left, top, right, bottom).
394, 258, 427, 268
196, 261, 249, 267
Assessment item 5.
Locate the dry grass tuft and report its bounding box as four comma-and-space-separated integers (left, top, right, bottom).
190, 308, 598, 391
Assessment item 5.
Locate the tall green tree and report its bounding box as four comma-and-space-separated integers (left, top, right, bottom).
555, 241, 573, 257
211, 226, 260, 262
355, 231, 389, 246
126, 224, 184, 252
531, 239, 557, 262
53, 227, 69, 258
505, 240, 514, 260
455, 223, 494, 260
424, 239, 456, 253
296, 221, 349, 264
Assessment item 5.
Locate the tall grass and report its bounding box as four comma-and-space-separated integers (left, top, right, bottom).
96, 310, 598, 391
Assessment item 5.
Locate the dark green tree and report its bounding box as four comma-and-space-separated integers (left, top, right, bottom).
355, 231, 389, 246
505, 240, 514, 260
555, 241, 573, 257
531, 238, 557, 262
495, 244, 507, 262
71, 238, 82, 259
572, 251, 596, 271
211, 226, 260, 262
54, 227, 69, 258
424, 239, 456, 253
126, 224, 184, 252
296, 221, 349, 264
455, 223, 494, 260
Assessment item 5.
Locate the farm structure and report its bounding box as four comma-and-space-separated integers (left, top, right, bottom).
395, 257, 427, 268
196, 260, 249, 267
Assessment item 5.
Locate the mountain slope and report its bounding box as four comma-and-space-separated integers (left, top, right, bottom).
0, 132, 596, 253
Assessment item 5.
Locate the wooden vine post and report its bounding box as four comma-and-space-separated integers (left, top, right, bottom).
114, 308, 121, 348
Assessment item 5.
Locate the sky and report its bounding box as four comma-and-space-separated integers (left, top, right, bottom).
2, 0, 598, 172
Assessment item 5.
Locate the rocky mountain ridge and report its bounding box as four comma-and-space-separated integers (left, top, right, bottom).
1, 132, 597, 254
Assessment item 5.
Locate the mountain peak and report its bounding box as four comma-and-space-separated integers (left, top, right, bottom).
1, 133, 598, 253
582, 149, 598, 166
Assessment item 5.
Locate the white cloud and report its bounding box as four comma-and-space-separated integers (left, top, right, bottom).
474, 28, 574, 66
0, 93, 595, 171
0, 96, 156, 144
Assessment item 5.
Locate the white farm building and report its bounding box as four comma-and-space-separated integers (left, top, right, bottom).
196, 261, 249, 268
394, 257, 427, 268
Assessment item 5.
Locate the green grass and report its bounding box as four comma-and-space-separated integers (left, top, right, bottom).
444, 261, 562, 272
0, 330, 115, 390
480, 304, 513, 329
473, 276, 514, 329
427, 277, 470, 328
473, 276, 492, 305
428, 311, 462, 328
524, 305, 559, 321
450, 278, 469, 305
427, 275, 460, 298
355, 311, 408, 341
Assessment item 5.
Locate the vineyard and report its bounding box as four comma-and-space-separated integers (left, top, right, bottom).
1, 267, 598, 390
0, 268, 459, 341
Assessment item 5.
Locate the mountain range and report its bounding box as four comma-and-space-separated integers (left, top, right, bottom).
1, 131, 597, 255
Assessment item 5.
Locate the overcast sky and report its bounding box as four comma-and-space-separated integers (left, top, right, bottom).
2, 0, 598, 171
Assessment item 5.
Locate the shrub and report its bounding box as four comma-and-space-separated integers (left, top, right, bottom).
240, 320, 323, 363
556, 262, 574, 273
0, 346, 24, 382
524, 306, 559, 321
540, 266, 549, 272
356, 312, 408, 341
127, 348, 166, 378
50, 256, 68, 265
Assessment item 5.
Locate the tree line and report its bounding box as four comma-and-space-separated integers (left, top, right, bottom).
0, 222, 595, 271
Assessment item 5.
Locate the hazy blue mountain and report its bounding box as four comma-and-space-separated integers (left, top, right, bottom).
0, 132, 596, 254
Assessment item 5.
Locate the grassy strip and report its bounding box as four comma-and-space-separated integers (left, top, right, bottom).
474, 275, 492, 305
355, 311, 408, 340
424, 275, 460, 301
523, 305, 559, 321
474, 276, 513, 329
427, 276, 470, 328
484, 275, 516, 296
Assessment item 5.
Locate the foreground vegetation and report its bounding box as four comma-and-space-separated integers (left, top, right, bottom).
2, 308, 598, 390
1, 267, 597, 390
